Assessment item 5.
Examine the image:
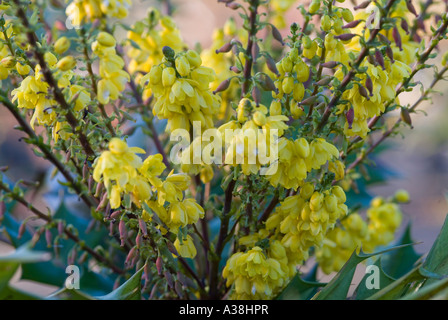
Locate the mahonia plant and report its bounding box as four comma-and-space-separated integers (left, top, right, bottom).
0, 0, 447, 301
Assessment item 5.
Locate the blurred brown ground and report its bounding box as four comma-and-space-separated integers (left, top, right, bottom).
1, 0, 448, 294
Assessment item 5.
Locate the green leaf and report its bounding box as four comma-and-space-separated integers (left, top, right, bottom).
400, 277, 448, 300
367, 267, 424, 300
277, 265, 326, 300
354, 257, 395, 300
0, 285, 41, 300
313, 244, 414, 300
420, 214, 448, 286
381, 223, 421, 278
96, 267, 144, 300
0, 243, 50, 295
46, 287, 96, 300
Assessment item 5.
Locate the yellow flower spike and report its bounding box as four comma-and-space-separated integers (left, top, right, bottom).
54, 36, 71, 55
56, 56, 77, 71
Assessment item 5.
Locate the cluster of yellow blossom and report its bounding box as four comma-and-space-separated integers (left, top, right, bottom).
219, 98, 288, 176
273, 48, 308, 118
223, 184, 348, 299
92, 32, 130, 105
334, 0, 417, 137
316, 190, 407, 274
200, 18, 242, 119
268, 137, 340, 190
66, 0, 132, 27
11, 50, 90, 141
93, 139, 204, 258
0, 21, 30, 79
127, 8, 185, 90
222, 246, 287, 300
142, 49, 221, 132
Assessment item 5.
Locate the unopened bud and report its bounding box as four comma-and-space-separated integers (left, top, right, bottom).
365, 76, 373, 96
213, 79, 230, 94
166, 241, 179, 256
346, 108, 354, 129
252, 86, 261, 105
343, 20, 362, 29
265, 55, 279, 76
215, 42, 233, 54
406, 0, 418, 16
57, 56, 76, 71
45, 228, 53, 248
386, 46, 394, 62
226, 2, 240, 9
261, 74, 278, 93
354, 0, 370, 10
164, 271, 174, 289
316, 77, 332, 86
58, 220, 65, 237
271, 25, 284, 45
119, 219, 127, 247
97, 32, 116, 47
175, 281, 184, 298
54, 37, 70, 55
335, 33, 357, 41
358, 84, 369, 100
229, 66, 241, 73
162, 46, 175, 59
401, 19, 409, 34
18, 221, 27, 239
156, 256, 163, 275
138, 218, 148, 236
401, 107, 413, 128
96, 193, 108, 211
252, 41, 259, 59
300, 95, 318, 105
1, 56, 15, 68
375, 49, 385, 70
125, 246, 138, 266
393, 27, 402, 51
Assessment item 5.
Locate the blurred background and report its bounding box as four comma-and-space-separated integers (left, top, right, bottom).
1, 0, 448, 294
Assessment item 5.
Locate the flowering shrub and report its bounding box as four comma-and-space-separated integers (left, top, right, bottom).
0, 0, 448, 301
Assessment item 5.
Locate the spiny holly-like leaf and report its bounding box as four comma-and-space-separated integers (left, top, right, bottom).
46, 287, 95, 300
381, 223, 421, 278
367, 267, 424, 300
420, 214, 448, 286
313, 243, 415, 300
277, 265, 326, 300
354, 257, 396, 300
96, 267, 144, 300
401, 277, 448, 300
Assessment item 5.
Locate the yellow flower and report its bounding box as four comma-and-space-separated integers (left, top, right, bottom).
174, 235, 197, 259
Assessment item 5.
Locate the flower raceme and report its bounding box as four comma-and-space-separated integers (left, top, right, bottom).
141, 48, 221, 132
93, 139, 204, 257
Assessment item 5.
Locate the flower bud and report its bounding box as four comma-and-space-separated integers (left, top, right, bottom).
265, 54, 279, 76
401, 19, 409, 34
213, 79, 230, 94
156, 255, 163, 275
335, 33, 357, 41
45, 228, 53, 248
54, 36, 70, 54
215, 42, 233, 54
162, 46, 175, 59
365, 76, 373, 96
400, 107, 413, 128
292, 82, 305, 101
56, 56, 76, 71
162, 67, 176, 87
175, 55, 190, 77
386, 46, 394, 63
97, 32, 116, 47
270, 100, 282, 116
354, 0, 370, 10
393, 27, 403, 51
343, 20, 362, 29
149, 65, 163, 85
321, 15, 331, 32
281, 56, 293, 73
261, 74, 277, 93
271, 25, 284, 45
358, 84, 369, 100
406, 0, 418, 16
375, 49, 385, 70
309, 0, 320, 14
252, 86, 261, 106
119, 219, 127, 247
282, 76, 294, 94
186, 50, 202, 67
346, 108, 354, 129
229, 66, 241, 73
321, 61, 339, 68
395, 189, 410, 203
138, 218, 148, 236
253, 111, 267, 126
290, 101, 304, 119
